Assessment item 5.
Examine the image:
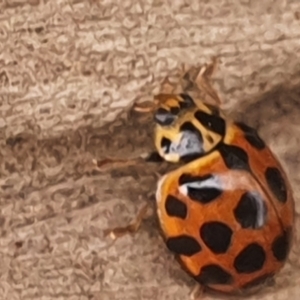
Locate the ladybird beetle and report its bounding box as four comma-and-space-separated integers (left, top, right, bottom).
101, 62, 295, 297
153, 92, 295, 294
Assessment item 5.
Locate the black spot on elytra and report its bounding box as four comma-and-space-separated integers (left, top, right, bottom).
194, 110, 226, 136
234, 192, 267, 229
161, 137, 171, 153
179, 173, 209, 185
234, 243, 266, 274
218, 144, 250, 171
179, 93, 195, 108
165, 195, 187, 219
179, 174, 223, 204
235, 122, 266, 150
265, 167, 287, 203
154, 107, 176, 126
166, 235, 201, 256
242, 273, 274, 290
200, 221, 233, 254
194, 264, 233, 285
272, 230, 292, 261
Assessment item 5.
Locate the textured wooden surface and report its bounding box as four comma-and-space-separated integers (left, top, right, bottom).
0, 0, 300, 138
0, 1, 300, 300
2, 85, 300, 300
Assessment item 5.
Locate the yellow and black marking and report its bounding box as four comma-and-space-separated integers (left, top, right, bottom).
152, 93, 229, 163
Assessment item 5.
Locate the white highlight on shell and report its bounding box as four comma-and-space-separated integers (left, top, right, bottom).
179, 175, 222, 196
249, 191, 267, 228
177, 172, 267, 228
178, 172, 258, 196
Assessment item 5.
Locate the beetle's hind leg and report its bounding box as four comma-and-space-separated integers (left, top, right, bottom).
103, 203, 150, 240
190, 284, 204, 300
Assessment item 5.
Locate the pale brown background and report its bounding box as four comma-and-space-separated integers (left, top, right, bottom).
1, 1, 300, 300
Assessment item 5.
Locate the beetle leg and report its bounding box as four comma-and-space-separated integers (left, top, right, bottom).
190, 284, 204, 300
93, 157, 141, 170
103, 203, 150, 240
195, 56, 223, 107
133, 100, 156, 113
93, 150, 164, 173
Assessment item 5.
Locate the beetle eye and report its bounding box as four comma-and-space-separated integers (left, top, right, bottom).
154, 108, 176, 126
